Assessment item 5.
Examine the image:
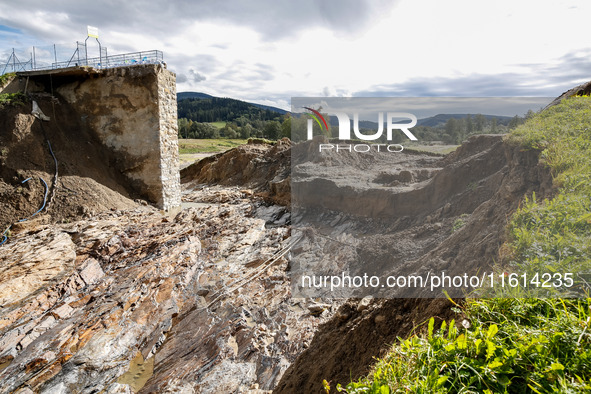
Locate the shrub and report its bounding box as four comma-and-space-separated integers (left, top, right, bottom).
343, 298, 591, 393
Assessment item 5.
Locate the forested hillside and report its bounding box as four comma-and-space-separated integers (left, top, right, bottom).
177, 95, 287, 139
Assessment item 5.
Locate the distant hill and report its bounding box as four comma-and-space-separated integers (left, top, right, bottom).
249, 102, 288, 115
417, 114, 513, 127
176, 92, 287, 123
321, 113, 513, 129
177, 91, 215, 100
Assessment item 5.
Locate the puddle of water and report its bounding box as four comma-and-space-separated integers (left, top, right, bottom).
116, 351, 154, 392
0, 355, 13, 372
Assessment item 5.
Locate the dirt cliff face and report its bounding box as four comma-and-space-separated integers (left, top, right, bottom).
275, 135, 553, 392
4, 65, 182, 210
0, 98, 137, 231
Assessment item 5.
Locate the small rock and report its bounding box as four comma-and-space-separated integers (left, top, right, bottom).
79, 258, 105, 286
10, 214, 50, 234
307, 303, 330, 315
329, 215, 341, 227
357, 296, 373, 312
18, 316, 56, 349
397, 170, 413, 183
335, 310, 350, 321
51, 303, 74, 319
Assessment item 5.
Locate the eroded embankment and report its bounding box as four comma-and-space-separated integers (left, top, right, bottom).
0, 97, 137, 230
275, 135, 553, 392
181, 138, 291, 206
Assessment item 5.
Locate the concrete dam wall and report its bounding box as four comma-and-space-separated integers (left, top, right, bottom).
4, 64, 180, 211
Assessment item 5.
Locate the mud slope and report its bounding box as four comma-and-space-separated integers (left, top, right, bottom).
0, 97, 136, 230
181, 138, 291, 205
275, 135, 553, 392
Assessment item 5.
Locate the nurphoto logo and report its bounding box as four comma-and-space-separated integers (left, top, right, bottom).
304, 107, 418, 153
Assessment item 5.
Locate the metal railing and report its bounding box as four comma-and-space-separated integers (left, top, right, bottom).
51, 50, 164, 69
1, 44, 164, 75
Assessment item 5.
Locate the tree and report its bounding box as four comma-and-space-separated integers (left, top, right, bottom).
240, 124, 253, 139
289, 115, 309, 142
263, 120, 281, 140
474, 114, 485, 132
221, 123, 239, 139
508, 115, 523, 130
465, 114, 474, 134
280, 117, 292, 139
225, 128, 238, 139
445, 118, 462, 144
490, 117, 498, 133
178, 118, 192, 139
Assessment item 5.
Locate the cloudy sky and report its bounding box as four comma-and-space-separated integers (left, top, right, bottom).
1, 0, 590, 110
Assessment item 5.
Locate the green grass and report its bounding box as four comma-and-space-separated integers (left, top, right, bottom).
0, 72, 15, 88
209, 121, 226, 129
452, 214, 469, 233
0, 92, 28, 107
336, 96, 591, 393
1, 73, 27, 107
341, 298, 591, 393
506, 96, 591, 290
178, 138, 247, 154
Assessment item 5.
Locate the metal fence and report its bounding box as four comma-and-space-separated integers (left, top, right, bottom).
1, 42, 164, 75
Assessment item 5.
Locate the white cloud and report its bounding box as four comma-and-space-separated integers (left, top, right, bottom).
188, 68, 206, 83
1, 0, 590, 109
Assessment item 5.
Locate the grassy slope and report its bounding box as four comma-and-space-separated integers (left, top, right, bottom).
0, 73, 27, 107
209, 121, 226, 129
0, 72, 15, 88
337, 97, 591, 394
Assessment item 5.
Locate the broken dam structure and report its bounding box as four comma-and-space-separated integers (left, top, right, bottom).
1, 63, 181, 218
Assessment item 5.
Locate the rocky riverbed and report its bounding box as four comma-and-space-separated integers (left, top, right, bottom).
0, 185, 338, 393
